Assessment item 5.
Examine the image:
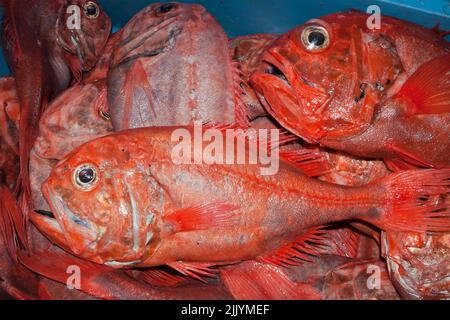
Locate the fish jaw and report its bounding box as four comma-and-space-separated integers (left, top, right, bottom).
40, 182, 100, 260
251, 70, 323, 144
29, 211, 69, 251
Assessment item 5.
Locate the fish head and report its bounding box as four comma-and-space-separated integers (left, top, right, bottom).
32, 135, 164, 267
109, 2, 208, 67
56, 1, 112, 72
34, 82, 113, 160
251, 12, 402, 143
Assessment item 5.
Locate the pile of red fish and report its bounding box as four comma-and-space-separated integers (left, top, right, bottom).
0, 1, 449, 300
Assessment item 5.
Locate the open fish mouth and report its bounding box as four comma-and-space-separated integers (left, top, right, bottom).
34, 209, 55, 219
263, 60, 292, 89
30, 208, 67, 248
33, 184, 99, 256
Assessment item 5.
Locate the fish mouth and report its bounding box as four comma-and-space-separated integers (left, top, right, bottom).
112, 15, 182, 67
34, 210, 55, 219
30, 208, 68, 250
37, 183, 99, 256
262, 56, 293, 90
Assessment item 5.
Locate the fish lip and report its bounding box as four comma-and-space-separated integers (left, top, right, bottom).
260, 53, 293, 89
112, 15, 181, 67
30, 209, 67, 249
34, 210, 55, 219
41, 183, 99, 255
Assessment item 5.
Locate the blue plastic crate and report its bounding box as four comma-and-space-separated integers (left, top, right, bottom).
1, 0, 449, 76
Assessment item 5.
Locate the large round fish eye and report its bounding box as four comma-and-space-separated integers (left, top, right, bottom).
301, 25, 330, 52
74, 164, 98, 190
84, 1, 100, 19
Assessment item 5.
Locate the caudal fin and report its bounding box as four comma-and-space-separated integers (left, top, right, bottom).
366, 169, 450, 233
396, 54, 450, 115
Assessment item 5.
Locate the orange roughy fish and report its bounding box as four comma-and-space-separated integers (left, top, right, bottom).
251, 12, 450, 169
1, 0, 111, 212
31, 126, 450, 278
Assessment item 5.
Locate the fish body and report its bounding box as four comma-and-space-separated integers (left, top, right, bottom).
107, 3, 239, 130
1, 0, 111, 209
251, 12, 450, 168
32, 126, 450, 272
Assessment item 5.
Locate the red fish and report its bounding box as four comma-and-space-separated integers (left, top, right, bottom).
1, 0, 111, 214
251, 12, 450, 168
31, 126, 450, 279
107, 2, 245, 130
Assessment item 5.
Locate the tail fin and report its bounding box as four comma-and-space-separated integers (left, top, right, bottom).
365, 169, 450, 233
0, 185, 29, 260
396, 54, 450, 115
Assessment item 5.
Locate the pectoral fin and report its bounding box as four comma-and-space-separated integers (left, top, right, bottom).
396, 54, 450, 115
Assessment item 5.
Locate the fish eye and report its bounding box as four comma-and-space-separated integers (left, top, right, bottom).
301, 25, 330, 52
74, 164, 98, 190
84, 1, 100, 19
156, 3, 176, 15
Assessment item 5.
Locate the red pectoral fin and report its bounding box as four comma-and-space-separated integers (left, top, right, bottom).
220, 260, 322, 300
387, 142, 434, 168
396, 54, 450, 115
384, 158, 422, 172
120, 60, 155, 127
164, 202, 239, 233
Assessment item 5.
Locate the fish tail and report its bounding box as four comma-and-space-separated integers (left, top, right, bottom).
363, 169, 450, 233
